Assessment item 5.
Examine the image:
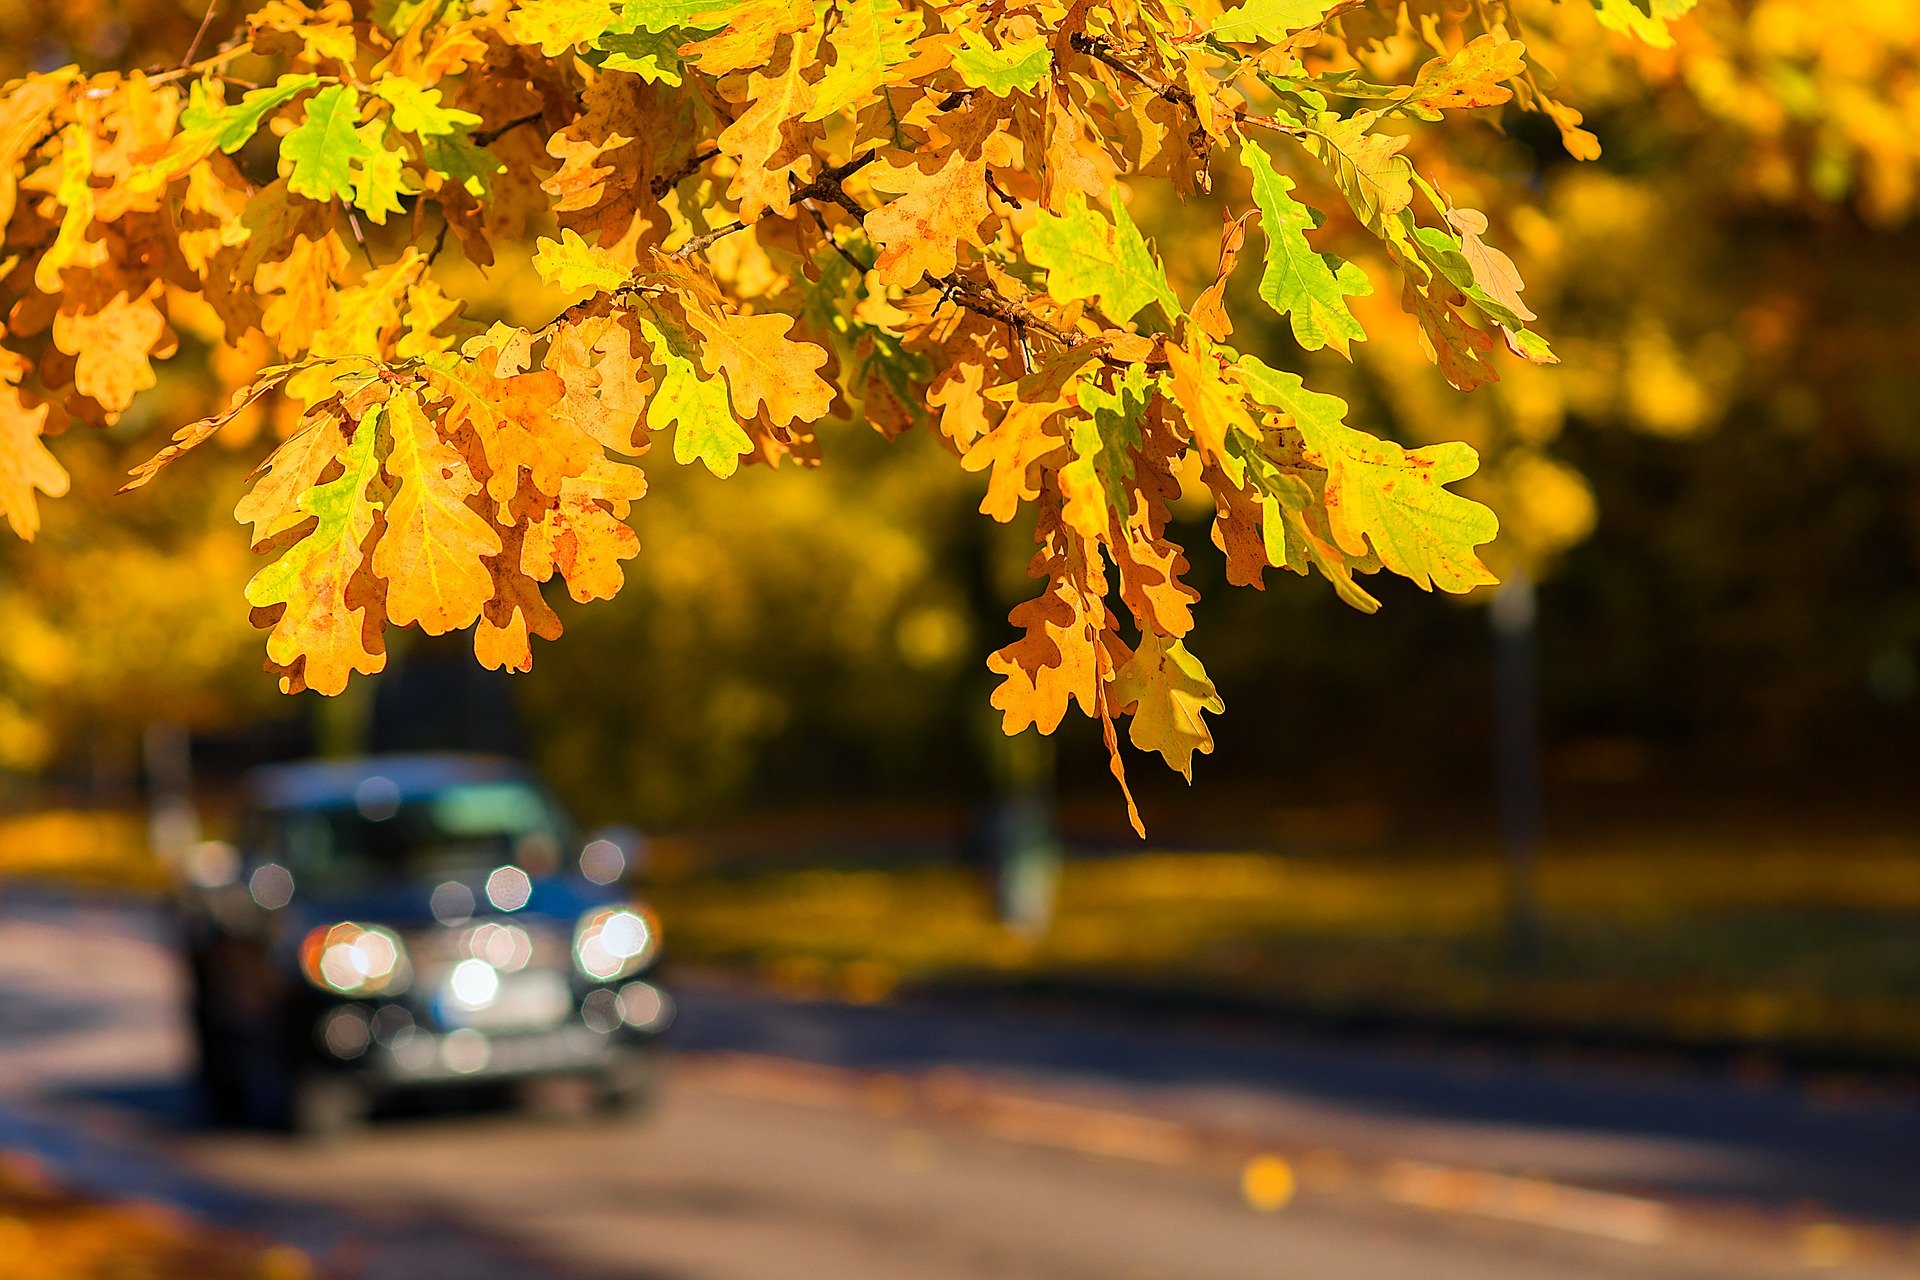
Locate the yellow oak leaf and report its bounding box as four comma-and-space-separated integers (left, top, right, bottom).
256, 233, 352, 354
687, 308, 833, 429
51, 283, 170, 417
0, 70, 73, 230
867, 149, 990, 288
0, 357, 69, 540
1110, 631, 1223, 781
680, 0, 817, 77
33, 125, 106, 292
533, 228, 631, 294
235, 412, 351, 548
714, 30, 821, 222
1162, 333, 1256, 483
1404, 34, 1525, 114
373, 387, 502, 634
547, 314, 653, 453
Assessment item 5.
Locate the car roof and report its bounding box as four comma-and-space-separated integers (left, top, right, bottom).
243, 753, 538, 811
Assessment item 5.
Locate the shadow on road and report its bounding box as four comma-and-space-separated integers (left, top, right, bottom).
672, 978, 1920, 1224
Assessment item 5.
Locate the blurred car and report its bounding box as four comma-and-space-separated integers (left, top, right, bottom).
176, 753, 670, 1137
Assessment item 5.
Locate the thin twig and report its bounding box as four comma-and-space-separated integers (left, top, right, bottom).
792, 149, 878, 221
673, 220, 746, 258
149, 43, 251, 84
652, 147, 721, 199
180, 0, 223, 68
807, 203, 872, 273
425, 217, 451, 266
344, 209, 377, 269
474, 111, 541, 148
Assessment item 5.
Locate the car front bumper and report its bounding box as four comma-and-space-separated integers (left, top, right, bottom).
313, 976, 673, 1086
367, 1021, 629, 1084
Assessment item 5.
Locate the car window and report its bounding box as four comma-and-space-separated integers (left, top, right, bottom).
259, 780, 571, 896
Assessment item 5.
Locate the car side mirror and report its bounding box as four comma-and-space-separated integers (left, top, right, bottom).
580, 825, 644, 885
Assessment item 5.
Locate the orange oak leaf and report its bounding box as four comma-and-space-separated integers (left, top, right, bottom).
866, 149, 991, 288
521, 455, 646, 603
424, 331, 599, 515
964, 347, 1100, 521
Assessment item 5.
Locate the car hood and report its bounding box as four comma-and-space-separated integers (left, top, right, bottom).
288, 874, 623, 932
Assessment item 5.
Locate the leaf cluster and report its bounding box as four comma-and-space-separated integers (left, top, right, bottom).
0, 0, 1690, 827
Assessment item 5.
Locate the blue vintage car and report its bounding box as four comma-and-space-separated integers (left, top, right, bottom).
177, 753, 669, 1137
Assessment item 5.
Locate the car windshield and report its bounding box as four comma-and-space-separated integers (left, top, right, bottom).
263, 779, 571, 895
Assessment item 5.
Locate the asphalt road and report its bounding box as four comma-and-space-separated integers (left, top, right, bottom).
3, 891, 1919, 1280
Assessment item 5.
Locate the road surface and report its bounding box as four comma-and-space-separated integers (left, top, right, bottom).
2, 890, 1918, 1279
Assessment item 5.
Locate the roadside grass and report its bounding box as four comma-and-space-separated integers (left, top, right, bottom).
0, 1152, 306, 1280
0, 810, 164, 893
650, 838, 1920, 1062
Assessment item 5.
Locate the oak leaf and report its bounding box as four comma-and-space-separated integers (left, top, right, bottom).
636, 309, 751, 477
373, 387, 501, 634
687, 309, 833, 430
243, 409, 387, 695
806, 0, 921, 121
1208, 0, 1343, 44
0, 358, 68, 540
1241, 139, 1370, 356
1111, 631, 1223, 780
867, 149, 991, 288
1235, 353, 1498, 592
282, 84, 376, 204
1021, 187, 1180, 326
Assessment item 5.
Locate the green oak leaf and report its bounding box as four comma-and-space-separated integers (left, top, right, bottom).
615, 0, 736, 34
806, 0, 921, 121
950, 29, 1051, 96
636, 311, 750, 477
183, 74, 320, 154
1209, 0, 1342, 44
1241, 138, 1371, 356
594, 26, 688, 82
1021, 186, 1181, 326
372, 76, 482, 138
421, 134, 504, 197
244, 409, 382, 611
1060, 364, 1149, 539
283, 84, 375, 203
1234, 353, 1497, 593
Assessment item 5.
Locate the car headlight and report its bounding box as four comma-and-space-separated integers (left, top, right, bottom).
300, 922, 411, 997
573, 904, 660, 981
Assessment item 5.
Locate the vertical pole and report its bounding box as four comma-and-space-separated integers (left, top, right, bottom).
988, 730, 1061, 939
142, 722, 198, 873
1491, 570, 1542, 965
